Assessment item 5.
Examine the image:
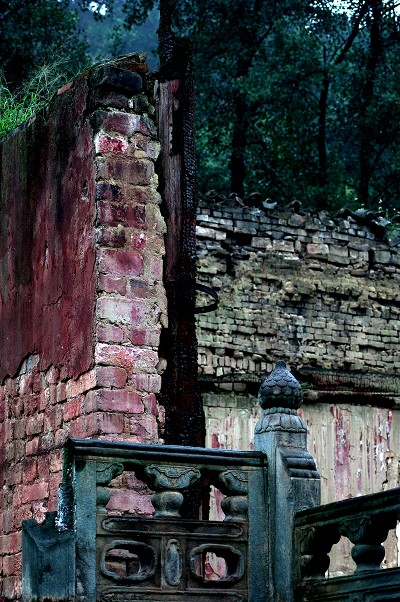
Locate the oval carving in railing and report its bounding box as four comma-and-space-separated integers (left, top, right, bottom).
164, 539, 182, 586
189, 544, 244, 584
101, 540, 157, 582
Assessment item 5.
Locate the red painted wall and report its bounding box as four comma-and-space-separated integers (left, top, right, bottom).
0, 76, 96, 382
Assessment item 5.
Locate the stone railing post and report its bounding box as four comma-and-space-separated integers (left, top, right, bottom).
254, 360, 321, 602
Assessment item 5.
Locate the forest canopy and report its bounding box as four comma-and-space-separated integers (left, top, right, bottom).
1, 0, 400, 213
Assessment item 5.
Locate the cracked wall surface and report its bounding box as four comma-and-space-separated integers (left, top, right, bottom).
0, 56, 166, 600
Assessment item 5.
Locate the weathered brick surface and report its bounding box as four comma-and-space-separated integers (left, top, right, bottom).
0, 55, 166, 600
196, 201, 400, 387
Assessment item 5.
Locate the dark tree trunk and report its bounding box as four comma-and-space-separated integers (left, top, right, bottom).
157, 0, 205, 451
358, 0, 383, 206
157, 1, 205, 520
229, 94, 247, 198
317, 70, 330, 210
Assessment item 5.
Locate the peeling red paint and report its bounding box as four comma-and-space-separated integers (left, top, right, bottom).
211, 432, 220, 448
386, 409, 393, 451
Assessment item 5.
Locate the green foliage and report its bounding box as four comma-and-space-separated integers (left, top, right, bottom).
0, 53, 110, 139
182, 0, 400, 212
78, 4, 159, 69
0, 61, 68, 138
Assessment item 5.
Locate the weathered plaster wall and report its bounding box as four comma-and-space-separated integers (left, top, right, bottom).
205, 394, 399, 572
0, 76, 95, 383
0, 56, 166, 600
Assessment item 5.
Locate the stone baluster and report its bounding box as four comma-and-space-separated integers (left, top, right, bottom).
217, 469, 248, 521
143, 464, 201, 518
95, 462, 124, 512
339, 511, 399, 573
254, 359, 321, 602
296, 524, 340, 579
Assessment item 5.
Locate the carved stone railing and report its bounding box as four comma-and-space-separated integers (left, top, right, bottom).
21, 360, 323, 601
22, 439, 269, 602
295, 486, 400, 601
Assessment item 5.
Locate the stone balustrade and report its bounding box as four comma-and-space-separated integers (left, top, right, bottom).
295, 486, 400, 600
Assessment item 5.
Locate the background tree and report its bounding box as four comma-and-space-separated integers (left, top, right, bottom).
3, 0, 400, 213
0, 0, 88, 88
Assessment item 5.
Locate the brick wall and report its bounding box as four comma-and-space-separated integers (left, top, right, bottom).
197, 198, 400, 397
0, 55, 166, 600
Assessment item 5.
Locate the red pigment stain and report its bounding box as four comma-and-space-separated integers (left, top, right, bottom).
98, 135, 128, 155
212, 433, 220, 449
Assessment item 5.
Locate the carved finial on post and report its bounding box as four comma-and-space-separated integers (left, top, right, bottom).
254, 359, 320, 602
259, 359, 303, 409
256, 359, 306, 436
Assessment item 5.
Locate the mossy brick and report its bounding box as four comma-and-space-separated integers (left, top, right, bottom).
24, 395, 39, 416
7, 463, 22, 486
43, 406, 62, 433
21, 480, 49, 504
97, 201, 129, 227
63, 396, 84, 422
95, 343, 159, 373
65, 370, 96, 399
131, 233, 148, 251
37, 456, 51, 481
128, 327, 161, 347
135, 373, 162, 393
127, 278, 156, 303
98, 274, 128, 295
134, 136, 160, 159
97, 201, 147, 229
26, 414, 44, 437
24, 459, 38, 484
97, 323, 124, 343
96, 157, 154, 186
97, 297, 147, 326
143, 393, 158, 416
96, 181, 122, 201
90, 65, 143, 94
91, 110, 157, 138
126, 185, 162, 205
86, 411, 125, 435
95, 366, 127, 388
94, 133, 130, 155
129, 413, 158, 441
0, 532, 21, 557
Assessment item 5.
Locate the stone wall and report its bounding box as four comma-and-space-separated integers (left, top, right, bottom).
0, 55, 166, 600
196, 198, 400, 398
